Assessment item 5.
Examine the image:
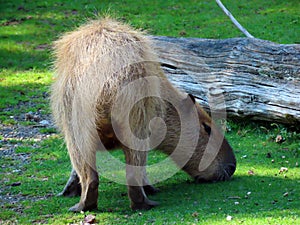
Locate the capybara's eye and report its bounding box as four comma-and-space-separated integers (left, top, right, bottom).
202, 123, 211, 135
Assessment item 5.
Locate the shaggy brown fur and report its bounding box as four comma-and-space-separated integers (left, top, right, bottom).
51, 18, 236, 212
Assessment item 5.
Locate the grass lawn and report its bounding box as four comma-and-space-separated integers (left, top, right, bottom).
0, 0, 299, 224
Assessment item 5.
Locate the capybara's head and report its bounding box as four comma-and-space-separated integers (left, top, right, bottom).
178, 95, 236, 183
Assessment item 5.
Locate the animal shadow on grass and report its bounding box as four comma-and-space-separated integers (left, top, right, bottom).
59, 173, 298, 216
82, 175, 299, 216
149, 174, 298, 215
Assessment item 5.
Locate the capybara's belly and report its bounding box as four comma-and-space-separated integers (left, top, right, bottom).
96, 118, 119, 150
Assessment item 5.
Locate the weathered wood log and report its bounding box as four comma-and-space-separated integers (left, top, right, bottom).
151, 36, 300, 125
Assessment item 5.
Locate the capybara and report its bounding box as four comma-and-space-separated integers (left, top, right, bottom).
51, 18, 236, 212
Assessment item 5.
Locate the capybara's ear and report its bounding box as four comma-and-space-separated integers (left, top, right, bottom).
188, 94, 196, 104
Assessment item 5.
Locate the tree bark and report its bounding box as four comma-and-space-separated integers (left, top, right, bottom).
151, 36, 300, 125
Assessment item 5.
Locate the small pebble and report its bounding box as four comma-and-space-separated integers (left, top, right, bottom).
39, 120, 50, 126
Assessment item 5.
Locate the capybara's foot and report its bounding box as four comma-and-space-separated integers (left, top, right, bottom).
57, 169, 81, 197
131, 199, 159, 211
69, 201, 98, 212
127, 185, 159, 210
57, 183, 81, 197
68, 173, 99, 212
144, 185, 160, 195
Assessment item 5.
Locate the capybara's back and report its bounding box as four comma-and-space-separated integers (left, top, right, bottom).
52, 18, 162, 135
51, 18, 168, 211
51, 17, 165, 152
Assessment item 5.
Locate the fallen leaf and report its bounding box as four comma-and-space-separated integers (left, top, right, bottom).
248, 170, 255, 175
275, 135, 285, 143
192, 212, 199, 217
279, 167, 288, 173
83, 214, 96, 224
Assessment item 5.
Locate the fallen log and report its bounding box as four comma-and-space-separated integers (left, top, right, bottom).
151, 36, 300, 125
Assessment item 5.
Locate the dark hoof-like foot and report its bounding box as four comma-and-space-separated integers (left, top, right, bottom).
131, 199, 159, 211
57, 187, 81, 197
57, 184, 81, 197
144, 185, 160, 195
58, 170, 81, 197
69, 202, 97, 212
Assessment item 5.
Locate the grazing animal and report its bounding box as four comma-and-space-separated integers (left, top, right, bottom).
51, 18, 236, 212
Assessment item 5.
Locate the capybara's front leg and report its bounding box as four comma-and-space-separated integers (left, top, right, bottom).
69, 166, 99, 212
57, 168, 81, 197
128, 185, 159, 210
143, 184, 160, 196
142, 168, 160, 195
123, 148, 159, 210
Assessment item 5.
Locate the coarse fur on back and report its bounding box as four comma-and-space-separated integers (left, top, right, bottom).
51, 17, 167, 171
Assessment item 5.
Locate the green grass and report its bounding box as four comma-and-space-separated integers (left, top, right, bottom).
0, 124, 299, 224
0, 0, 299, 224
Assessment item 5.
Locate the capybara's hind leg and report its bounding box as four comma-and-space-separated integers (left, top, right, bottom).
66, 140, 99, 212
123, 148, 159, 210
57, 169, 81, 197
69, 165, 99, 212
